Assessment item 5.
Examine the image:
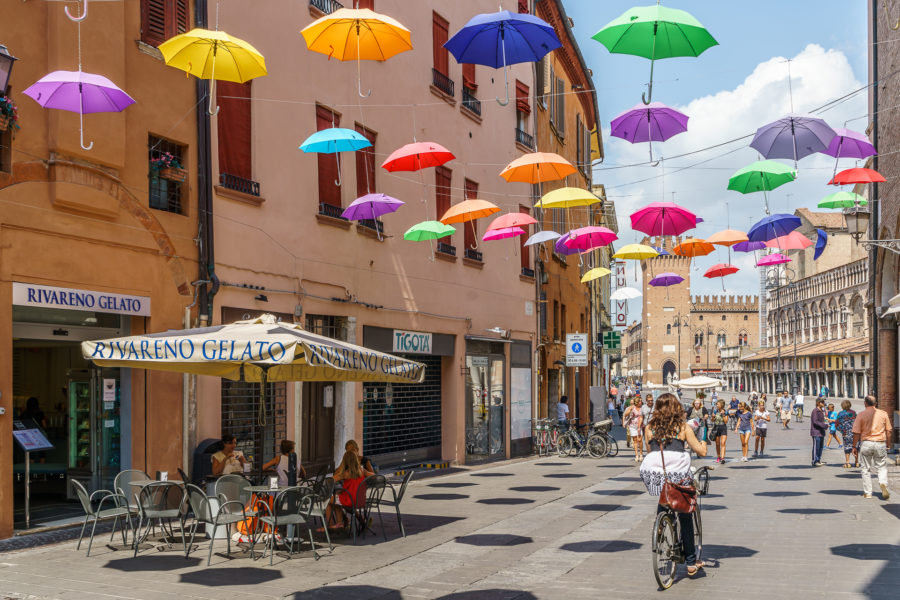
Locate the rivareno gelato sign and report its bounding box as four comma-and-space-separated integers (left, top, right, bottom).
13, 282, 151, 317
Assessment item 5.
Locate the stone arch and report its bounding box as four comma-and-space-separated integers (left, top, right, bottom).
661, 360, 677, 384
0, 159, 191, 296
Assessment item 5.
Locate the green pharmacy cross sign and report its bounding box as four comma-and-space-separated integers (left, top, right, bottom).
603, 331, 621, 350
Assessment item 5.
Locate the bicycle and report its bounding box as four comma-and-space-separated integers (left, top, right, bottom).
532, 419, 559, 457
590, 419, 619, 457
558, 420, 607, 458
652, 465, 712, 590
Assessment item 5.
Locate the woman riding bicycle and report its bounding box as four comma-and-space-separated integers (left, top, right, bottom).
640, 393, 708, 577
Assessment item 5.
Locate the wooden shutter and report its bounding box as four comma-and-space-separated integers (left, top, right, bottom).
516, 80, 530, 115
556, 77, 566, 136
435, 166, 452, 222
462, 63, 476, 90
316, 106, 341, 207
519, 206, 530, 271
174, 0, 189, 34
356, 0, 375, 9
141, 0, 167, 46
536, 58, 545, 106
576, 114, 583, 171
217, 81, 252, 180
548, 66, 556, 124
518, 0, 530, 14
464, 179, 478, 251
433, 12, 450, 75
355, 124, 376, 197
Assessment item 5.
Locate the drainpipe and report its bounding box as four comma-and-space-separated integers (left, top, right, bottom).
869, 0, 879, 398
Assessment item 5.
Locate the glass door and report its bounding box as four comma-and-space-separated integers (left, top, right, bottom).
93, 368, 121, 491
465, 355, 505, 461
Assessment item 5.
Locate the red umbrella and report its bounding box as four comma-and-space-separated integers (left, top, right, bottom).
487, 212, 538, 231
703, 263, 739, 278
381, 142, 455, 172
828, 167, 885, 185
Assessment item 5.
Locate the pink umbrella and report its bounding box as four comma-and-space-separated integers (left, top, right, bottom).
564, 226, 618, 251
757, 253, 791, 266
764, 231, 813, 250
483, 226, 525, 241
630, 202, 697, 237
487, 212, 538, 231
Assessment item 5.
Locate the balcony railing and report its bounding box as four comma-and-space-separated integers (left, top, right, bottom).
318, 202, 347, 220
219, 173, 260, 197
358, 218, 384, 234
432, 68, 455, 97
309, 0, 343, 14
521, 267, 535, 278
462, 86, 481, 116
464, 248, 483, 262
437, 242, 456, 256
515, 128, 535, 149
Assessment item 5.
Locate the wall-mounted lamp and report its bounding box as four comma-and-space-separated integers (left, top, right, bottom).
0, 44, 18, 94
254, 294, 268, 302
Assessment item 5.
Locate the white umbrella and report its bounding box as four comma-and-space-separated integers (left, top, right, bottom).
611, 287, 642, 300
674, 375, 724, 390
524, 230, 562, 246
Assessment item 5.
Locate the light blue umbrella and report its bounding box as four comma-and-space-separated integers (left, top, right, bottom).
524, 230, 561, 246
300, 127, 373, 186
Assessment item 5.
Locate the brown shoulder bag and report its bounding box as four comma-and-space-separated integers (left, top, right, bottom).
657, 438, 697, 514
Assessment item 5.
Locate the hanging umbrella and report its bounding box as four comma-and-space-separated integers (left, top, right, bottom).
750, 115, 837, 165
439, 199, 500, 224
501, 152, 577, 183
524, 230, 562, 246
814, 228, 828, 260
592, 4, 717, 104
488, 212, 538, 231
829, 167, 886, 185
649, 272, 684, 286
823, 128, 876, 160
727, 160, 796, 194
703, 264, 739, 278
613, 244, 659, 260
706, 229, 748, 247
611, 287, 642, 300
765, 231, 813, 250
733, 240, 767, 253
747, 214, 802, 242
630, 202, 696, 237
651, 246, 671, 256
341, 193, 404, 240
403, 221, 455, 242
672, 238, 714, 257
444, 10, 561, 106
300, 127, 372, 186
534, 187, 602, 208
554, 232, 581, 256
24, 70, 135, 151
301, 8, 412, 97
565, 226, 618, 251
484, 227, 526, 242
758, 253, 791, 266
581, 268, 611, 283
159, 28, 267, 115
818, 191, 867, 209
610, 101, 689, 162
381, 142, 454, 172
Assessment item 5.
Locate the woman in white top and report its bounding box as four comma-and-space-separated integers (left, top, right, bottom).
211, 434, 247, 476
262, 440, 307, 486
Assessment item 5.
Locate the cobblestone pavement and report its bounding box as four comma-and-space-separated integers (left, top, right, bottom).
1, 424, 898, 600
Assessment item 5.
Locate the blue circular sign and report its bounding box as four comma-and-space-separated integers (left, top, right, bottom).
571, 342, 583, 353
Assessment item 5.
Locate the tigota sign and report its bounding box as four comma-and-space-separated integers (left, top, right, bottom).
392, 329, 433, 354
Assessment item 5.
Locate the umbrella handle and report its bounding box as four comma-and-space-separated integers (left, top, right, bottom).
78, 89, 93, 151
356, 37, 371, 98
641, 58, 656, 105
334, 153, 342, 187
65, 0, 88, 22
207, 49, 221, 116
495, 37, 510, 106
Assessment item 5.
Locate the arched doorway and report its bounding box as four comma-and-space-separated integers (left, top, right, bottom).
662, 360, 676, 385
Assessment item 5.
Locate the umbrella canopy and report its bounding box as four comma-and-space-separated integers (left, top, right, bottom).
488, 212, 538, 231
818, 191, 867, 209
439, 199, 500, 224
580, 268, 611, 283
524, 230, 562, 246
610, 287, 642, 300
674, 375, 724, 390
750, 115, 837, 163
565, 226, 618, 251
535, 187, 602, 208
554, 232, 581, 256
672, 238, 714, 257
814, 228, 828, 260
651, 245, 671, 256
82, 314, 425, 384
483, 227, 525, 241
613, 243, 659, 260
381, 142, 454, 172
706, 229, 749, 247
747, 214, 802, 242
301, 9, 412, 61
733, 240, 767, 253
829, 167, 886, 185
300, 128, 372, 153
727, 160, 796, 194
403, 221, 455, 242
765, 231, 813, 250
823, 128, 877, 159
758, 253, 791, 266
500, 152, 576, 184
341, 193, 404, 221
703, 263, 739, 278
610, 102, 689, 143
649, 272, 685, 287
630, 202, 697, 237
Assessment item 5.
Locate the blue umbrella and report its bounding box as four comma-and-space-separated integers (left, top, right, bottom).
300, 127, 372, 186
444, 10, 561, 106
747, 213, 802, 242
651, 245, 670, 256
814, 228, 827, 260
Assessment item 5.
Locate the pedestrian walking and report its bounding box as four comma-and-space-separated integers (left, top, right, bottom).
825, 403, 841, 449
641, 394, 655, 454
753, 399, 770, 457
685, 398, 709, 456
835, 400, 857, 468
728, 396, 739, 431
774, 395, 783, 424
712, 399, 729, 463
810, 398, 827, 466
623, 397, 644, 462
780, 392, 793, 429
851, 395, 892, 500
607, 396, 618, 425
736, 401, 753, 461
794, 391, 804, 422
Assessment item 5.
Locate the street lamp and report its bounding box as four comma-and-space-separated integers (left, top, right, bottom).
0, 44, 17, 94
766, 265, 800, 395
672, 313, 689, 381
846, 206, 900, 254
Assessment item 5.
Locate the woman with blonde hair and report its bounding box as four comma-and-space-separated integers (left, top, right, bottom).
735, 401, 754, 462
324, 450, 374, 530
712, 399, 729, 463
623, 395, 644, 462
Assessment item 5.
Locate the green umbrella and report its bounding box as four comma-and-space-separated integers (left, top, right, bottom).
727, 160, 796, 194
592, 3, 718, 104
403, 220, 455, 242
818, 191, 868, 209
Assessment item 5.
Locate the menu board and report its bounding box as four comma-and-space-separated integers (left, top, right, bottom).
12, 419, 55, 452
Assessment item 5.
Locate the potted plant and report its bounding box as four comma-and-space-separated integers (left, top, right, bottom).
151, 152, 186, 183
0, 95, 20, 133
696, 391, 706, 401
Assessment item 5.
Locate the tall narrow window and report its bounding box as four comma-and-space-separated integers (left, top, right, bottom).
555, 76, 566, 137
548, 65, 556, 125
464, 179, 479, 255
462, 63, 476, 91
435, 166, 452, 221
316, 105, 341, 210
433, 12, 450, 76
149, 135, 186, 214
217, 81, 252, 183
354, 123, 376, 197
519, 205, 531, 274
141, 0, 189, 47
536, 57, 548, 108
561, 304, 567, 338
515, 80, 531, 146
576, 114, 583, 171
553, 300, 559, 340
518, 0, 529, 14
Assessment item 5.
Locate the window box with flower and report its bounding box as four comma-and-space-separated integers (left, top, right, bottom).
0, 95, 20, 133
151, 152, 187, 183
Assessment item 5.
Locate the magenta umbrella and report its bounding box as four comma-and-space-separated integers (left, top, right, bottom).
757, 253, 791, 266
564, 226, 618, 251
24, 70, 136, 151
630, 202, 697, 238
610, 102, 688, 163
341, 193, 404, 240
483, 226, 525, 241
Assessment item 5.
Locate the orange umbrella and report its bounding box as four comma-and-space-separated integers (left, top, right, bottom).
765, 231, 813, 250
500, 152, 576, 183
706, 229, 748, 247
439, 199, 500, 224
672, 238, 714, 257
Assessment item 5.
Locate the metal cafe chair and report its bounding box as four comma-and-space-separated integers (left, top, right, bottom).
308, 476, 335, 552
257, 486, 320, 565
380, 470, 415, 537
114, 469, 151, 515
215, 473, 254, 508
133, 482, 186, 557
184, 483, 253, 565
347, 475, 388, 544
71, 479, 134, 557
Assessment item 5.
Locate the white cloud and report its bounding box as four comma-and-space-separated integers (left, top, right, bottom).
597, 44, 866, 297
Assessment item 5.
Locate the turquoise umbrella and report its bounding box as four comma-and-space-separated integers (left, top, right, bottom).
300, 127, 373, 186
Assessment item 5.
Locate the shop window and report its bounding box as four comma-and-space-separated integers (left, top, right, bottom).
316, 104, 342, 213
148, 135, 186, 214
354, 123, 376, 197
141, 0, 190, 47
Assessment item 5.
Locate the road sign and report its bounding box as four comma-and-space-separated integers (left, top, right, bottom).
566, 333, 588, 367
603, 331, 621, 350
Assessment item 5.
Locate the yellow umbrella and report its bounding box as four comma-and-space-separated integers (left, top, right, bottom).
159, 28, 267, 115
581, 267, 611, 283
301, 8, 413, 97
535, 187, 602, 208
613, 244, 659, 260
500, 152, 576, 184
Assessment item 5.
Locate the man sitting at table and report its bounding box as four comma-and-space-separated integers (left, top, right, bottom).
323, 450, 374, 530
211, 434, 247, 476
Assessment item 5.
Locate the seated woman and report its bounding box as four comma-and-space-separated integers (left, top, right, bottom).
640, 393, 708, 576
262, 440, 307, 486
211, 434, 247, 476
345, 439, 376, 474
324, 450, 374, 530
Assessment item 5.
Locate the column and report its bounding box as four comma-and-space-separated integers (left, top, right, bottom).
878, 320, 898, 443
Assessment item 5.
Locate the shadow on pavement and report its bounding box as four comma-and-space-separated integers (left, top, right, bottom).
291, 585, 402, 599
413, 493, 470, 501
702, 544, 758, 559
754, 491, 809, 497
831, 543, 900, 560
454, 534, 533, 546
766, 476, 811, 481
729, 464, 767, 469
542, 473, 586, 479
593, 489, 641, 496
535, 462, 572, 467
509, 486, 560, 492
471, 472, 515, 478
830, 545, 900, 599
377, 513, 463, 538
560, 540, 642, 553
428, 482, 477, 488
571, 504, 628, 512
701, 504, 727, 511
105, 555, 203, 572
436, 590, 537, 599
881, 504, 900, 520
779, 508, 841, 515
476, 498, 535, 505
609, 476, 642, 482
834, 473, 861, 479
819, 489, 863, 496
180, 567, 283, 586
778, 464, 813, 470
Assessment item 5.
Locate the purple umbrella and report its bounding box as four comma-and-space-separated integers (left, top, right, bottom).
749, 115, 837, 166
649, 272, 684, 287
554, 232, 580, 256
342, 193, 404, 240
610, 102, 688, 163
823, 128, 876, 159
24, 70, 136, 151
733, 240, 767, 252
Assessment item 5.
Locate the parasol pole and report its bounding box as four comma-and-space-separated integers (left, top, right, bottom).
258, 366, 268, 426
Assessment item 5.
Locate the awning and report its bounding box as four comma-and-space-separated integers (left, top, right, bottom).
883, 293, 900, 317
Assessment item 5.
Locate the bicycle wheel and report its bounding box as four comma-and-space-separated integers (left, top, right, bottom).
557, 434, 573, 457
587, 434, 608, 458
652, 512, 678, 590
693, 508, 703, 563
603, 432, 619, 457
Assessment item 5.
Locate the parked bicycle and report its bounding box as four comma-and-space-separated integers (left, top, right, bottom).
652, 466, 712, 590
591, 418, 619, 457
557, 419, 606, 458
531, 419, 559, 456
